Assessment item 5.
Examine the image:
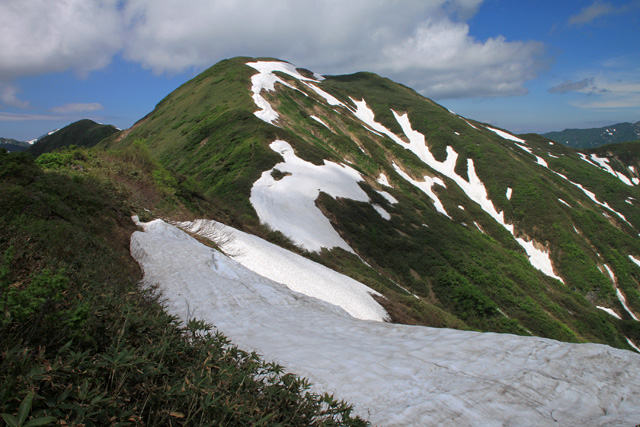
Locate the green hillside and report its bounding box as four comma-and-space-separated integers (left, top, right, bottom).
0, 147, 366, 426
99, 57, 640, 351
28, 119, 119, 157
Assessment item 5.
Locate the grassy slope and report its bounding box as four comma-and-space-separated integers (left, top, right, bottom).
99, 57, 640, 350
271, 70, 640, 348
0, 147, 367, 426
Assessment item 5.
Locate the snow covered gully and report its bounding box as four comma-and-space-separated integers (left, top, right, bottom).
131, 218, 640, 427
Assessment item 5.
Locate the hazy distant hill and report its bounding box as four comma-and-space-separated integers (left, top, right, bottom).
0, 137, 30, 152
543, 121, 640, 148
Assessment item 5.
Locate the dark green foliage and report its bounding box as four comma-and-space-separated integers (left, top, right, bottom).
0, 150, 368, 426
28, 119, 118, 157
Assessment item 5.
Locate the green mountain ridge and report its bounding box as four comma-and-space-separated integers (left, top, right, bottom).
4, 56, 640, 423
94, 57, 640, 351
28, 119, 119, 157
543, 121, 640, 149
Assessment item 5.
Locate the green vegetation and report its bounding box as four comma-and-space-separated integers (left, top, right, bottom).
0, 149, 367, 426
95, 57, 640, 351
28, 119, 118, 157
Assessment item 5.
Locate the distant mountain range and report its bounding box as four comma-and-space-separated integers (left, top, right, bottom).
543, 121, 640, 149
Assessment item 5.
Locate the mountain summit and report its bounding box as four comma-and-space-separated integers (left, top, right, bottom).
103, 57, 640, 352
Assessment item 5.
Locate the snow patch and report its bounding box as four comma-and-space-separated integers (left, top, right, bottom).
550, 170, 631, 226
393, 163, 450, 218
506, 187, 512, 200
617, 289, 639, 321
250, 140, 369, 253
372, 204, 391, 220
376, 172, 392, 187
629, 254, 640, 268
597, 306, 622, 320
178, 219, 388, 321
310, 115, 331, 129
391, 110, 563, 282
486, 126, 526, 144
579, 153, 633, 186
131, 219, 640, 426
558, 199, 572, 208
376, 190, 398, 204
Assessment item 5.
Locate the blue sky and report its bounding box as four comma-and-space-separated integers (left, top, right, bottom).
1, 0, 639, 141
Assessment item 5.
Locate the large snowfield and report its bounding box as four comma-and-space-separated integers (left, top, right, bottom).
131, 218, 640, 427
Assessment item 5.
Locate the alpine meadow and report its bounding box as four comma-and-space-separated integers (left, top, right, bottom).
2, 57, 640, 426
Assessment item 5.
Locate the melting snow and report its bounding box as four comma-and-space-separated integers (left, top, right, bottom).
250, 140, 370, 253
177, 219, 387, 321
629, 254, 640, 268
376, 190, 398, 204
597, 306, 622, 320
558, 199, 572, 208
131, 219, 640, 426
306, 83, 345, 107
377, 172, 392, 187
506, 187, 513, 200
579, 153, 633, 186
486, 126, 526, 144
551, 170, 631, 226
617, 289, 639, 321
373, 204, 391, 220
393, 163, 450, 218
310, 115, 331, 129
628, 339, 640, 352
389, 109, 563, 282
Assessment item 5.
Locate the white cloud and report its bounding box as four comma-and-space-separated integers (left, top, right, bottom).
0, 0, 124, 81
568, 1, 618, 27
0, 0, 545, 100
50, 102, 105, 114
119, 0, 543, 99
0, 84, 30, 109
569, 73, 640, 109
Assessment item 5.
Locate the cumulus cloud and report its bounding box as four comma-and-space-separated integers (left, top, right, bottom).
0, 0, 124, 81
0, 85, 30, 109
50, 103, 105, 114
548, 78, 595, 93
0, 0, 546, 100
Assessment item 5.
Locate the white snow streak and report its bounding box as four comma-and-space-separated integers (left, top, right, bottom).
550, 170, 631, 226
393, 163, 450, 218
506, 187, 512, 200
377, 172, 392, 187
597, 306, 622, 320
558, 199, 572, 208
310, 115, 330, 129
390, 109, 563, 282
579, 153, 633, 186
250, 140, 369, 253
617, 289, 639, 321
131, 219, 640, 426
486, 126, 526, 143
376, 190, 398, 204
629, 254, 640, 268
